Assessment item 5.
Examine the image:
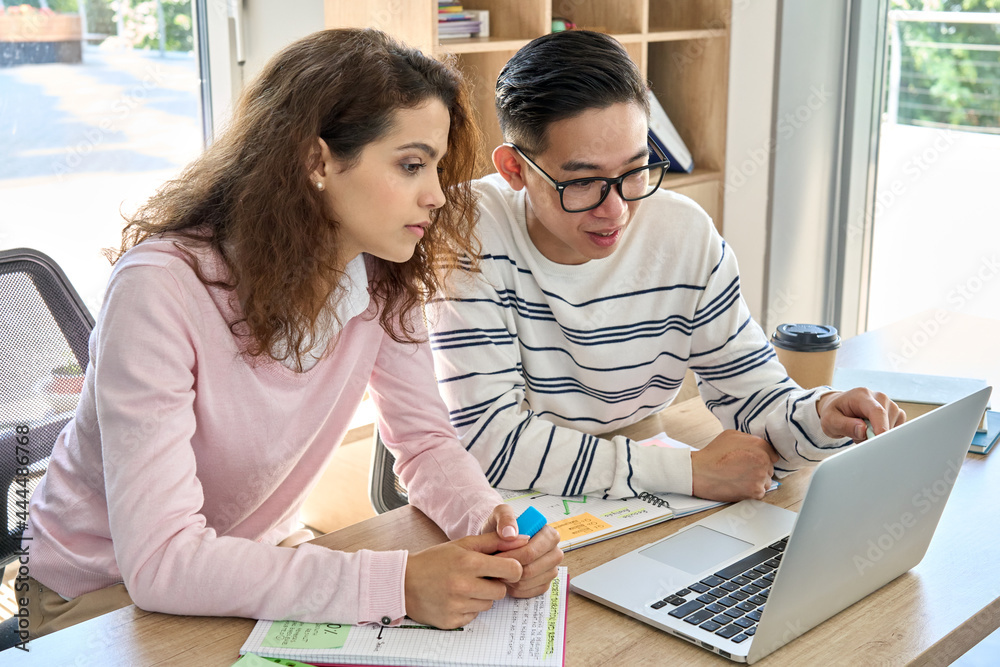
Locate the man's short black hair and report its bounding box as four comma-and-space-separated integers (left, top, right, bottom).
495, 30, 649, 155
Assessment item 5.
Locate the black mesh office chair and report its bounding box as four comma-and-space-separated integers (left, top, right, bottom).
368, 425, 409, 514
0, 249, 94, 650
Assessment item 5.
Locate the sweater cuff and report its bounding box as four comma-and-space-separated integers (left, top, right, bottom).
358, 549, 407, 626
628, 442, 693, 496
794, 386, 851, 449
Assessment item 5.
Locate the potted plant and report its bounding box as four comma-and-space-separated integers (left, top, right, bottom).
44, 358, 85, 413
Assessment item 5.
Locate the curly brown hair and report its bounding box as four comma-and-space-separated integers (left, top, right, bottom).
108, 28, 483, 368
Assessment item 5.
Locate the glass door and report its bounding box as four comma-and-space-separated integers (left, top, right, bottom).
0, 0, 205, 316
866, 2, 1000, 330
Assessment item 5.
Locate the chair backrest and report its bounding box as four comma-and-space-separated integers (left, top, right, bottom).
0, 248, 94, 568
368, 424, 409, 514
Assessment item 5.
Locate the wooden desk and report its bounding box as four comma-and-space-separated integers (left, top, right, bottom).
10, 313, 1000, 666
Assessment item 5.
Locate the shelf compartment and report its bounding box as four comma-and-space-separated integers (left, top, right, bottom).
661, 168, 723, 189
648, 0, 730, 33
667, 178, 724, 231
647, 37, 729, 174
326, 1, 436, 52
452, 49, 522, 174
556, 0, 646, 35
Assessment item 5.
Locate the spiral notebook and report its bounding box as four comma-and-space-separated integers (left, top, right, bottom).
496, 435, 775, 551
239, 567, 568, 666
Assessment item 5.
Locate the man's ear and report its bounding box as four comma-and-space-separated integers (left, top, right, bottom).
492, 144, 527, 191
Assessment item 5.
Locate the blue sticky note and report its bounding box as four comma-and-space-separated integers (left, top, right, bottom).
516, 506, 547, 538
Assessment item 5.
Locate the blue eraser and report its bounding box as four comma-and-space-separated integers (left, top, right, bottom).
516, 506, 547, 538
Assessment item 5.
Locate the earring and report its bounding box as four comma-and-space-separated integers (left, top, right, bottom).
314, 181, 325, 191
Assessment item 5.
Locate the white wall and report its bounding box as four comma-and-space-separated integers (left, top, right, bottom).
723, 0, 779, 324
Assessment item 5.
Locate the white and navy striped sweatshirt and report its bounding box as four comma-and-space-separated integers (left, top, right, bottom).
425, 174, 851, 499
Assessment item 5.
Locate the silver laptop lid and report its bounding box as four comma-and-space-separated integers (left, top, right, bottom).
748, 386, 992, 662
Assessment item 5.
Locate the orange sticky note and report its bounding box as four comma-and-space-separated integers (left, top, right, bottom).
550, 513, 612, 541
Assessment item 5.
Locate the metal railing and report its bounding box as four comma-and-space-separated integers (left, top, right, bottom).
887, 9, 1000, 133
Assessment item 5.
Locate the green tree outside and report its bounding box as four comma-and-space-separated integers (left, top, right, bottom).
115, 0, 193, 52
9, 0, 193, 53
891, 0, 1000, 130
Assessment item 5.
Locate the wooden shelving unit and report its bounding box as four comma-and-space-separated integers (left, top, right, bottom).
324, 0, 730, 229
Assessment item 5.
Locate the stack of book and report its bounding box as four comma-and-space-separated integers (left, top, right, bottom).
438, 1, 485, 40
831, 368, 995, 453
971, 411, 1000, 455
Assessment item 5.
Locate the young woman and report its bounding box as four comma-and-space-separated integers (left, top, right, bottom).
23, 28, 561, 638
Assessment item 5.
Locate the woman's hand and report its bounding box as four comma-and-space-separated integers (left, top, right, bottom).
483, 503, 564, 599
404, 533, 523, 629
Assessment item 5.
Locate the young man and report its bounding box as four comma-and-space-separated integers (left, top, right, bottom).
425, 30, 903, 502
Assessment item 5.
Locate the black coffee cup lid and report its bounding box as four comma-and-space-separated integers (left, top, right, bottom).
771, 323, 841, 352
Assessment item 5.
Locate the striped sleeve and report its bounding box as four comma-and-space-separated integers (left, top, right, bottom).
689, 238, 852, 470
425, 264, 692, 498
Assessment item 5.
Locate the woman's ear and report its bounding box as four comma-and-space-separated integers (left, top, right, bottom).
308, 137, 332, 186
493, 144, 527, 191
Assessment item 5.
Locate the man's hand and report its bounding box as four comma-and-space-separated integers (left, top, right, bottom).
404, 533, 522, 629
483, 504, 563, 598
691, 430, 779, 502
816, 388, 906, 441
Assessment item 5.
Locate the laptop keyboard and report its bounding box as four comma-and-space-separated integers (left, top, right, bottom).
649, 536, 788, 645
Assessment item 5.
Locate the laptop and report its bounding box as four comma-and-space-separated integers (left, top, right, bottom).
571, 387, 992, 664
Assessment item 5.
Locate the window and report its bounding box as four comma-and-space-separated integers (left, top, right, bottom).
0, 0, 204, 316
866, 2, 1000, 329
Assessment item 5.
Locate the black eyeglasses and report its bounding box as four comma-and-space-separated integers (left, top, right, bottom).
507, 141, 670, 213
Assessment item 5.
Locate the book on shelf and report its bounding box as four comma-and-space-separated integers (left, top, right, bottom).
646, 88, 694, 173
832, 368, 991, 433
238, 567, 568, 666
437, 2, 488, 40
971, 411, 1000, 454
497, 433, 777, 551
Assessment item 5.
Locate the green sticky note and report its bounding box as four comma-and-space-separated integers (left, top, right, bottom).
262, 620, 350, 650
260, 657, 318, 667
232, 655, 317, 667
231, 654, 314, 667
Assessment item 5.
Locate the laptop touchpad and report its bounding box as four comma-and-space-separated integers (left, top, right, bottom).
641, 525, 753, 575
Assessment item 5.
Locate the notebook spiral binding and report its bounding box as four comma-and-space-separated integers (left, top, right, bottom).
637, 491, 670, 508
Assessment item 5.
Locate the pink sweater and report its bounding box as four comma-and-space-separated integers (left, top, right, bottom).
24, 238, 503, 624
